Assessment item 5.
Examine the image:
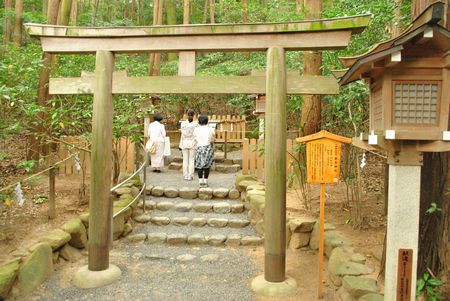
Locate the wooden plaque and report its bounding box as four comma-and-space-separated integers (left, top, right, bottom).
396, 249, 413, 301
306, 138, 341, 184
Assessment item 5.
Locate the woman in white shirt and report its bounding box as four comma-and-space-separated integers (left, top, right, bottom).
179, 109, 198, 180
193, 115, 215, 187
147, 113, 166, 172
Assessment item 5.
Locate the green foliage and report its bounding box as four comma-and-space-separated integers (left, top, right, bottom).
426, 203, 442, 214
16, 160, 36, 172
417, 272, 442, 301
33, 194, 47, 204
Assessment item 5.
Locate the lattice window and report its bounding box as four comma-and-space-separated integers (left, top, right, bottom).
393, 81, 440, 126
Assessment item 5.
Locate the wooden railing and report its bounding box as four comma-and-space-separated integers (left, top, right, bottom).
182, 114, 246, 143
57, 136, 135, 175
242, 138, 297, 180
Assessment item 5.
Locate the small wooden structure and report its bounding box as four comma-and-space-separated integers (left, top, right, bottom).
338, 2, 449, 300
26, 13, 370, 294
296, 131, 351, 299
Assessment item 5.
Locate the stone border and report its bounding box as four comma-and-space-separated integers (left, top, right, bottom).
145, 185, 241, 200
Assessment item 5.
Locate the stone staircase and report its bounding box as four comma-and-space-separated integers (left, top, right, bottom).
167, 152, 242, 174
126, 187, 263, 247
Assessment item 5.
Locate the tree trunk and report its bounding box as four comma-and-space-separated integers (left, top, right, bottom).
203, 0, 209, 23
166, 0, 177, 61
70, 0, 78, 24
91, 0, 99, 25
43, 0, 48, 17
124, 0, 129, 19
4, 0, 12, 43
137, 0, 142, 24
209, 0, 215, 23
59, 0, 73, 26
242, 0, 249, 58
131, 0, 135, 22
296, 0, 303, 13
299, 0, 322, 136
392, 0, 403, 37
183, 0, 189, 24
13, 0, 24, 46
148, 0, 163, 75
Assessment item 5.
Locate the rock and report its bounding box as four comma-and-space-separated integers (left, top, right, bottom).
151, 186, 165, 197
174, 202, 193, 212
39, 229, 71, 251
79, 212, 89, 228
207, 218, 228, 228
231, 204, 245, 213
325, 232, 353, 258
0, 259, 20, 299
114, 205, 132, 221
289, 233, 310, 249
228, 189, 240, 200
17, 243, 53, 294
122, 222, 133, 237
351, 254, 367, 264
168, 162, 182, 170
172, 217, 191, 226
113, 187, 131, 196
225, 234, 241, 247
228, 219, 250, 228
342, 276, 378, 298
59, 244, 82, 262
61, 218, 88, 249
130, 186, 140, 198
170, 156, 183, 163
126, 233, 147, 243
52, 252, 59, 265
235, 174, 258, 188
213, 188, 229, 198
151, 216, 171, 226
334, 262, 374, 278
336, 286, 356, 301
248, 194, 265, 213
233, 159, 242, 166
133, 214, 152, 223
207, 235, 227, 246
237, 180, 260, 192
147, 233, 167, 244
177, 254, 196, 262
359, 293, 384, 301
191, 218, 207, 227
241, 236, 264, 246
167, 234, 187, 245
113, 212, 125, 240
187, 234, 207, 245
289, 217, 316, 233
193, 203, 212, 213
138, 200, 156, 210
198, 188, 213, 200
200, 254, 219, 262
215, 164, 240, 173
164, 187, 178, 198
156, 201, 174, 211
144, 185, 154, 195
179, 187, 198, 199
246, 184, 265, 192
213, 202, 231, 214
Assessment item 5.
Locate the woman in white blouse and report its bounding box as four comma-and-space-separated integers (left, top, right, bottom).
193, 115, 215, 187
147, 113, 166, 172
179, 109, 198, 180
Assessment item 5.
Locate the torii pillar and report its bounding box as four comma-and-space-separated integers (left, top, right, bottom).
251, 47, 297, 297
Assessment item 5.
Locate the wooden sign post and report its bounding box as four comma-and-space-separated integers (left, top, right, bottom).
297, 130, 351, 299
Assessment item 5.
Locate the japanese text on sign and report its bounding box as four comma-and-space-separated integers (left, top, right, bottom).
306, 139, 341, 184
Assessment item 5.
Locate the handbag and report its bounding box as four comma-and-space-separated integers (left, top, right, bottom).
145, 139, 156, 154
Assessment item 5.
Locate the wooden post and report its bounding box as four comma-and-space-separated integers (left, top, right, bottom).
224, 130, 228, 159
264, 46, 287, 282
318, 183, 325, 298
48, 167, 56, 219
88, 50, 114, 271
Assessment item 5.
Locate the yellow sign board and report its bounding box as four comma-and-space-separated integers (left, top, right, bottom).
306, 138, 341, 184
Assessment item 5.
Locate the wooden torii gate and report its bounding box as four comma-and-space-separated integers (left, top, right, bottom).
26, 15, 370, 295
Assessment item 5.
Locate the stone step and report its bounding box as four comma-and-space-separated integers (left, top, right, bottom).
133, 214, 251, 229
145, 186, 241, 200
168, 156, 242, 166
139, 199, 246, 214
125, 232, 263, 247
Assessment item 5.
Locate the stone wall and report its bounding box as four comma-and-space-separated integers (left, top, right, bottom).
0, 174, 143, 300
238, 175, 384, 301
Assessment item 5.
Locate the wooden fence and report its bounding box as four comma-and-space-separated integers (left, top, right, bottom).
182, 114, 246, 143
57, 136, 135, 176
242, 138, 297, 180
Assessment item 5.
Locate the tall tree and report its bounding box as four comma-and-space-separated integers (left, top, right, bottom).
4, 0, 12, 43
299, 0, 322, 136
59, 0, 73, 26
209, 0, 215, 23
411, 0, 449, 280
70, 0, 78, 24
43, 0, 48, 17
148, 0, 163, 75
392, 0, 403, 37
166, 0, 177, 61
131, 0, 135, 22
13, 0, 24, 46
183, 0, 189, 24
242, 0, 249, 58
